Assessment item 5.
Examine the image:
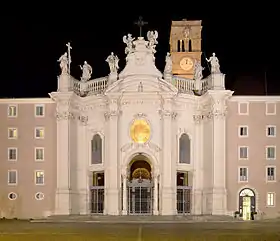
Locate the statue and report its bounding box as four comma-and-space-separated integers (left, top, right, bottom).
147, 30, 158, 53
138, 82, 143, 92
80, 61, 92, 82
123, 34, 135, 54
206, 53, 220, 73
194, 60, 204, 81
58, 52, 68, 74
164, 52, 172, 73
183, 26, 190, 39
106, 52, 119, 73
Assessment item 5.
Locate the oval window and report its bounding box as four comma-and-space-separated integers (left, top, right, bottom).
8, 192, 17, 200
35, 192, 44, 200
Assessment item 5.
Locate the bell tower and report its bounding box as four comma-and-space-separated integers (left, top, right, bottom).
170, 19, 202, 79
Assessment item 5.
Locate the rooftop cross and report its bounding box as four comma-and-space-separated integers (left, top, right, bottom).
134, 16, 148, 37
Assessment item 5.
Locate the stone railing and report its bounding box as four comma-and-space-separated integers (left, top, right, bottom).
173, 76, 210, 95
73, 77, 108, 96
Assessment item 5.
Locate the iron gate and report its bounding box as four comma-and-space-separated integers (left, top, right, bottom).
177, 186, 191, 214
127, 179, 153, 215
90, 186, 104, 214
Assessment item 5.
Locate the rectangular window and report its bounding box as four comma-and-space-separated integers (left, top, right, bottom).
238, 126, 248, 137
266, 146, 276, 160
8, 148, 17, 161
266, 102, 276, 115
8, 170, 17, 185
267, 192, 275, 207
35, 127, 45, 139
239, 167, 248, 182
35, 104, 45, 117
35, 170, 44, 185
239, 146, 248, 160
266, 125, 276, 137
8, 128, 18, 139
8, 105, 17, 117
266, 166, 276, 182
238, 102, 249, 115
35, 148, 44, 161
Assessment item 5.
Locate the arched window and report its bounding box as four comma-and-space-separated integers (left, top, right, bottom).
179, 133, 191, 164
91, 134, 102, 164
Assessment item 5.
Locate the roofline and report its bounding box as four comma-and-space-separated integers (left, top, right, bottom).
229, 96, 280, 102
0, 98, 54, 104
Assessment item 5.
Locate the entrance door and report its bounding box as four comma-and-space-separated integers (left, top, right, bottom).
242, 196, 251, 220
128, 180, 153, 215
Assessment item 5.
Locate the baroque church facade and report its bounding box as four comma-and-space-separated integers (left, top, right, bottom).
0, 20, 279, 220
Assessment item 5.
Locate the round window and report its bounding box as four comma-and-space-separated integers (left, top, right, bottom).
8, 192, 17, 200
35, 192, 44, 200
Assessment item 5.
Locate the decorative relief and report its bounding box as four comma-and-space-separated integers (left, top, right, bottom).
104, 110, 122, 121
133, 113, 147, 118
158, 109, 177, 120
130, 119, 151, 144
56, 111, 74, 121
121, 142, 161, 153
78, 115, 88, 125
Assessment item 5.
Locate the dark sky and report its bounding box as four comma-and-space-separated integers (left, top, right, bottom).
2, 6, 279, 98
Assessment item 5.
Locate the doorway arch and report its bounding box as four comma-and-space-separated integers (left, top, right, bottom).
238, 188, 256, 220
127, 154, 154, 215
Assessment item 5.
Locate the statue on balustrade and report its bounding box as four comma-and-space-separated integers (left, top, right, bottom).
194, 60, 204, 81
164, 52, 172, 73
80, 61, 92, 82
58, 52, 68, 75
106, 52, 119, 73
206, 53, 220, 73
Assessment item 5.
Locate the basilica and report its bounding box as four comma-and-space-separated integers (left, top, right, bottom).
0, 20, 279, 220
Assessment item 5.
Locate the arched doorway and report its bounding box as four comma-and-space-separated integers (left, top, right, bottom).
239, 188, 256, 220
127, 154, 153, 215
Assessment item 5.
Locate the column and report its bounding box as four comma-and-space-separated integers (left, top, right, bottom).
192, 114, 203, 215
104, 108, 119, 215
77, 115, 89, 214
54, 101, 71, 215
161, 108, 176, 215
122, 174, 127, 215
209, 90, 232, 215
153, 175, 158, 215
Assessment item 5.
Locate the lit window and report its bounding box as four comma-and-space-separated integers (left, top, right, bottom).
35, 127, 45, 139
8, 105, 17, 117
35, 171, 44, 185
267, 193, 275, 206
8, 128, 18, 139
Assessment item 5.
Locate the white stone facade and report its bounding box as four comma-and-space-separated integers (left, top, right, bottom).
50, 31, 233, 216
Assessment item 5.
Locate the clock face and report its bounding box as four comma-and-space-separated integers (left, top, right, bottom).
179, 57, 194, 71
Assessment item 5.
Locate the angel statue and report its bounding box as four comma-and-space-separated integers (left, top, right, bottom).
106, 52, 119, 73
147, 30, 158, 53
164, 52, 172, 73
58, 52, 68, 74
206, 53, 220, 73
194, 60, 204, 81
123, 33, 135, 54
80, 61, 92, 82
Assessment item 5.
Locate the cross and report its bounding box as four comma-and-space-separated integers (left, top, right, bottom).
66, 42, 72, 74
134, 16, 148, 37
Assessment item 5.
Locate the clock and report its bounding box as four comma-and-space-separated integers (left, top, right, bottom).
130, 119, 151, 144
179, 57, 194, 71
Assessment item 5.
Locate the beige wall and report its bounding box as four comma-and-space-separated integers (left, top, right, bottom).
226, 97, 280, 217
0, 99, 57, 219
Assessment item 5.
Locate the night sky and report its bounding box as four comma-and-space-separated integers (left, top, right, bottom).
2, 6, 279, 98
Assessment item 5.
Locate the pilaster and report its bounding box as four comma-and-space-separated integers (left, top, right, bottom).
208, 90, 233, 215
159, 102, 177, 215
104, 99, 121, 215
51, 91, 73, 215
77, 112, 89, 214
192, 107, 204, 215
